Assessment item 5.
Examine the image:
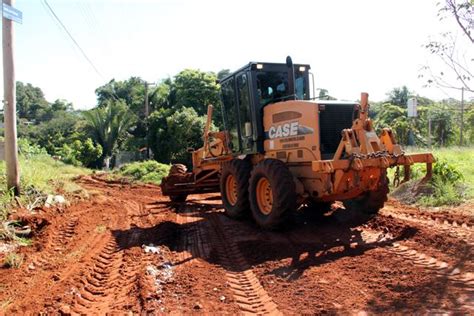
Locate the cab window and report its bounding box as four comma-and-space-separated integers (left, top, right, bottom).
221, 78, 240, 151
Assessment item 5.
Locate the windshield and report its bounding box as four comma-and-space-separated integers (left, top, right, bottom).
256, 71, 307, 106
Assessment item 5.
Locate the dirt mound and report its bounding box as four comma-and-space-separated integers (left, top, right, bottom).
390, 180, 433, 204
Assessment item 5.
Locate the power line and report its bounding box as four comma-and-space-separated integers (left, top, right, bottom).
42, 0, 103, 79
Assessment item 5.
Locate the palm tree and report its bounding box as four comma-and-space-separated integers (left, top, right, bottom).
83, 100, 135, 167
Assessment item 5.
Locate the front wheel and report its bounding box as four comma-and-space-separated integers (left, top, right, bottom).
249, 159, 296, 230
220, 159, 251, 218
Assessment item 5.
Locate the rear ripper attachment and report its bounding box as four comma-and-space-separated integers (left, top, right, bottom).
310, 92, 435, 202
160, 58, 435, 229
160, 105, 232, 201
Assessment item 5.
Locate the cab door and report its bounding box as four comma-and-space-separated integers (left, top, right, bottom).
236, 72, 254, 153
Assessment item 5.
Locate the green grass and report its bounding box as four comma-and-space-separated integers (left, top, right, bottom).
3, 252, 24, 268
0, 154, 91, 220
405, 146, 474, 199
391, 146, 474, 206
428, 147, 474, 198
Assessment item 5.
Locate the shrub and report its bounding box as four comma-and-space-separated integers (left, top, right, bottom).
59, 138, 102, 167
391, 157, 466, 206
431, 159, 463, 184
419, 177, 465, 206
18, 138, 48, 158
117, 160, 170, 185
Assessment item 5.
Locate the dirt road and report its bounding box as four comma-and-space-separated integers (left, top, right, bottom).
1, 176, 473, 314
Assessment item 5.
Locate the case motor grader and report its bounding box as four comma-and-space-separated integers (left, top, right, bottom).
160, 58, 434, 229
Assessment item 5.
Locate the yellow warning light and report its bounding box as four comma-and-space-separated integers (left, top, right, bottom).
299, 66, 306, 72
256, 64, 263, 69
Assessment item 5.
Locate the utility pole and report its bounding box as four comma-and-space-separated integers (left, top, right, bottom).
460, 87, 464, 146
427, 109, 432, 148
3, 0, 20, 195
143, 81, 155, 159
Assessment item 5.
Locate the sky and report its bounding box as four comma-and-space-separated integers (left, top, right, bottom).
2, 0, 473, 110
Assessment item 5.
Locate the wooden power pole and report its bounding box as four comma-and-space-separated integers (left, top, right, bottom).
3, 0, 20, 195
143, 81, 155, 159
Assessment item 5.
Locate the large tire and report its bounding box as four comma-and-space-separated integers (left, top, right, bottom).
249, 159, 296, 230
343, 170, 389, 215
162, 164, 189, 202
220, 159, 251, 218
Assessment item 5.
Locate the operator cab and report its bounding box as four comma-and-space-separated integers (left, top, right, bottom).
219, 60, 311, 155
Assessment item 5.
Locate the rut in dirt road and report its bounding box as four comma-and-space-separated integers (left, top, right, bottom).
172, 201, 281, 315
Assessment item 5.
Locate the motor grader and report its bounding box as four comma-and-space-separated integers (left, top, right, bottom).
160, 57, 434, 229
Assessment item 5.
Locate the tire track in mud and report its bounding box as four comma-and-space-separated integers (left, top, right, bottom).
173, 203, 280, 315
381, 210, 473, 242
207, 213, 281, 315
31, 217, 79, 269
360, 229, 474, 312
70, 238, 121, 313
61, 200, 146, 313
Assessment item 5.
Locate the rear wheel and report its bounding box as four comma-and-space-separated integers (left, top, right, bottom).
249, 159, 296, 229
220, 159, 251, 218
343, 171, 389, 215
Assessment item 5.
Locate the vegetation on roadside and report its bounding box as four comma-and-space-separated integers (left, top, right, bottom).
2, 252, 24, 268
115, 160, 170, 185
0, 139, 90, 220
391, 147, 473, 206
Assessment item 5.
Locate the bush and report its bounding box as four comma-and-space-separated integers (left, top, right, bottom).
391, 157, 466, 206
18, 138, 48, 158
418, 158, 465, 206
117, 160, 170, 185
59, 138, 102, 167
431, 159, 463, 183
419, 177, 465, 206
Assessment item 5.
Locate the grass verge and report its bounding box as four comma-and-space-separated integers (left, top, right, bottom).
391, 146, 473, 206
0, 154, 90, 220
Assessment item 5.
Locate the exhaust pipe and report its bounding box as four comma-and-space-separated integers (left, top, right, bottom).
286, 56, 296, 100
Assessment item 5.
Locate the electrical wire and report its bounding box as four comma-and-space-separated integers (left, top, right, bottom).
42, 0, 103, 79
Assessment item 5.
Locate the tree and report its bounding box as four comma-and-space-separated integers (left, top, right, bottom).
173, 69, 221, 115
317, 88, 336, 100
429, 105, 456, 146
19, 111, 85, 154
16, 81, 49, 121
83, 100, 135, 165
149, 107, 212, 165
217, 69, 231, 80
374, 104, 412, 145
149, 78, 174, 110
95, 77, 146, 114
59, 138, 103, 167
51, 99, 73, 112
422, 0, 473, 92
387, 86, 411, 107
441, 0, 473, 43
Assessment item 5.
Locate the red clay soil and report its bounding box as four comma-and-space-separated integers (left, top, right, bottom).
0, 176, 472, 314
